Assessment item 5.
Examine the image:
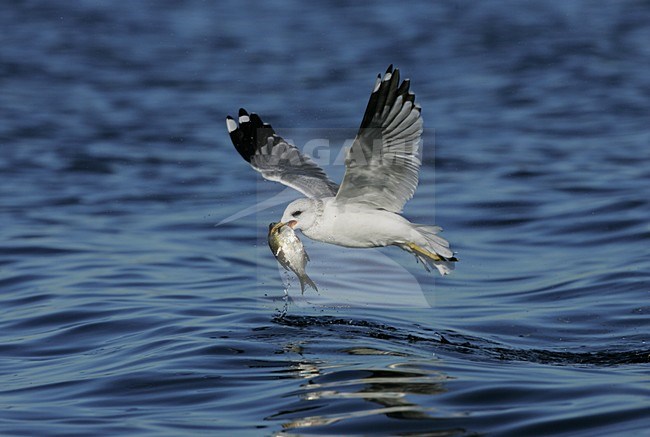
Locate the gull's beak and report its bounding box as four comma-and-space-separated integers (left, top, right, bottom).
269, 220, 298, 234
270, 222, 285, 234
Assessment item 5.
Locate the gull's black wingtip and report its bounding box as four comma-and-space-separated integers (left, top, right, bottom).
381, 64, 399, 83
227, 108, 277, 163
250, 113, 264, 127
226, 110, 253, 162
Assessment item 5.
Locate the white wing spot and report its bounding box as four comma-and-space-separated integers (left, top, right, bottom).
373, 76, 381, 92
226, 118, 237, 133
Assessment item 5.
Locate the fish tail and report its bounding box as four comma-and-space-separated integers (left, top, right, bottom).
402, 224, 458, 276
299, 274, 318, 295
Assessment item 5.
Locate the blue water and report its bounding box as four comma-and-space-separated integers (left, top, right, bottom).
1, 1, 649, 435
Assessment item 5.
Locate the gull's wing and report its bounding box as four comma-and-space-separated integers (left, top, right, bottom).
226, 109, 339, 198
335, 65, 423, 213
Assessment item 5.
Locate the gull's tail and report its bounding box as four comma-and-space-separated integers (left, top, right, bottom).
399, 224, 458, 276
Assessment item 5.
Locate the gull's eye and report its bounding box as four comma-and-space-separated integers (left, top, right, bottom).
292, 211, 302, 217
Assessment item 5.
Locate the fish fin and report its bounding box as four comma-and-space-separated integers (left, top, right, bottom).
299, 274, 318, 295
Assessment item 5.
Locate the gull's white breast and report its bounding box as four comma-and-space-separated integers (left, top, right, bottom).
302, 198, 412, 248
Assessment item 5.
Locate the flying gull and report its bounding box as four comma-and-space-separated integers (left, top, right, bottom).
226, 65, 457, 275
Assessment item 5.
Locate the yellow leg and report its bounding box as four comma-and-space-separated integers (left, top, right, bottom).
406, 242, 459, 263
407, 242, 444, 262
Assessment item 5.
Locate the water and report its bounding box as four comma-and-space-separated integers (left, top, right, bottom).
1, 1, 649, 435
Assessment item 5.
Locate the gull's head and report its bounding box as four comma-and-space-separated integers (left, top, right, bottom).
280, 198, 319, 231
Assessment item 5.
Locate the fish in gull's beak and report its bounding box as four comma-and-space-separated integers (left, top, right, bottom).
269, 222, 285, 234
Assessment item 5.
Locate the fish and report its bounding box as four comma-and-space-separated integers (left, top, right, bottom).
268, 221, 318, 294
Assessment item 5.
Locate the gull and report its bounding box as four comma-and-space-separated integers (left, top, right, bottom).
225, 65, 457, 275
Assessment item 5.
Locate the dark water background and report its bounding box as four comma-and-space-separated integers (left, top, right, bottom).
1, 1, 649, 435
